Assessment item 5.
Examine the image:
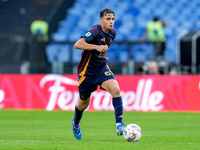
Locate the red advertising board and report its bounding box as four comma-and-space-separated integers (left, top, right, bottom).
0, 74, 200, 112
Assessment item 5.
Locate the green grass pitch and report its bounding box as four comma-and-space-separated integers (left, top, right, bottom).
0, 110, 200, 150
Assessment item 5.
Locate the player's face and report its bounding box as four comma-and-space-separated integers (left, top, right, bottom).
100, 13, 115, 32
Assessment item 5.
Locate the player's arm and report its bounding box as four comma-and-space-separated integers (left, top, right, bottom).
74, 38, 108, 53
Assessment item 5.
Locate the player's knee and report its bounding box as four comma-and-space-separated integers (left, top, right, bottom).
82, 102, 89, 110
111, 87, 121, 97
77, 103, 89, 111
77, 99, 90, 111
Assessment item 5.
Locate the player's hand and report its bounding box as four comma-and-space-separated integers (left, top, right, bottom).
96, 45, 108, 53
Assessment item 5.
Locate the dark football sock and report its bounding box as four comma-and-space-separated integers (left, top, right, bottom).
73, 106, 83, 125
112, 96, 123, 123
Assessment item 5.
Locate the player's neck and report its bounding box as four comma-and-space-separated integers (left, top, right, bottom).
101, 25, 110, 34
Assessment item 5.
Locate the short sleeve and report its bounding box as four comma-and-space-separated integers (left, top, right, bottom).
80, 25, 100, 43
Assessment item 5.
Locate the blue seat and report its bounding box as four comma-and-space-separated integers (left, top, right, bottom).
53, 32, 68, 42
125, 6, 140, 16
72, 48, 82, 63
46, 44, 60, 62
141, 44, 154, 57
45, 44, 70, 62
118, 51, 129, 62
107, 51, 118, 62
68, 32, 82, 41
107, 45, 118, 62
51, 0, 200, 63
131, 45, 143, 56
133, 51, 147, 62
57, 45, 70, 62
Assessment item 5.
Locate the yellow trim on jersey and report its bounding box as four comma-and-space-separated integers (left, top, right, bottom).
78, 54, 91, 86
79, 54, 91, 76
78, 76, 86, 86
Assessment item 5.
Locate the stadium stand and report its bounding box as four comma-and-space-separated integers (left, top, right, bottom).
0, 0, 60, 63
0, 0, 74, 73
49, 0, 200, 65
1, 0, 200, 74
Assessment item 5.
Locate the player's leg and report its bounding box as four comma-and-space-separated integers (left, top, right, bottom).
72, 74, 97, 140
72, 97, 90, 140
74, 97, 90, 124
101, 79, 125, 135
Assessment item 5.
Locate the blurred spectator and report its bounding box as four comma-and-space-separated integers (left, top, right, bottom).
169, 70, 178, 75
140, 16, 168, 57
29, 15, 50, 73
182, 66, 190, 75
147, 61, 160, 75
135, 66, 144, 75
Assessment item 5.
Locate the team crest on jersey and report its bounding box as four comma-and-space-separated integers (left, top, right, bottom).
85, 32, 91, 37
100, 37, 105, 42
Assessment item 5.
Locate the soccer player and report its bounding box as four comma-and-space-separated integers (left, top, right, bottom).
72, 8, 125, 140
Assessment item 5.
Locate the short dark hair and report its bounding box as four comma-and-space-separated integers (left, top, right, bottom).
153, 16, 159, 21
100, 8, 115, 18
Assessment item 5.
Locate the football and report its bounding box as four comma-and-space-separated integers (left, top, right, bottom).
123, 124, 142, 142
